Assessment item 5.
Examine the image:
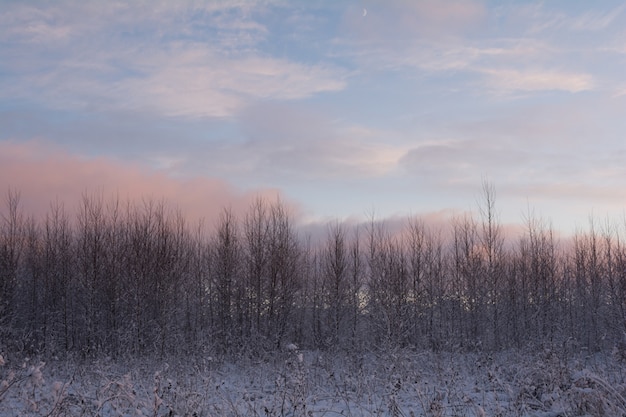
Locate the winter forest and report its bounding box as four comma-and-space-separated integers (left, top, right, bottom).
2, 184, 625, 357
2, 185, 626, 416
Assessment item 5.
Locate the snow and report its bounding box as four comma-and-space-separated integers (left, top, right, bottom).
0, 349, 625, 416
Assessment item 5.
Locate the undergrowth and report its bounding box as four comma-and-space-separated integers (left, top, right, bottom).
1, 348, 625, 416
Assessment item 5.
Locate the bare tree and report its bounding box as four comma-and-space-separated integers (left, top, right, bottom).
242, 198, 301, 350
19, 216, 44, 352
5, 186, 626, 358
181, 220, 211, 352
451, 214, 482, 349
42, 201, 74, 354
477, 180, 505, 349
348, 226, 364, 349
75, 192, 107, 354
365, 217, 410, 347
570, 219, 607, 351
406, 218, 426, 346
211, 207, 241, 351
266, 200, 301, 347
0, 189, 24, 342
322, 222, 349, 347
243, 197, 269, 342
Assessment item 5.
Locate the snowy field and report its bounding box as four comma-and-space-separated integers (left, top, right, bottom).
1, 347, 625, 417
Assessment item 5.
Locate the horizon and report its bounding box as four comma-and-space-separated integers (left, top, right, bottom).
2, 184, 622, 247
2, 1, 626, 235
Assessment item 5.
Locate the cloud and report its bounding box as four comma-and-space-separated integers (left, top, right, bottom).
233, 103, 406, 180
399, 133, 622, 190
479, 67, 595, 94
357, 39, 596, 96
399, 139, 531, 184
259, 139, 404, 179
0, 139, 295, 226
107, 47, 346, 118
612, 86, 626, 98
401, 0, 487, 35
0, 1, 276, 44
0, 1, 347, 118
337, 0, 487, 73
11, 47, 346, 118
335, 1, 616, 99
397, 131, 626, 228
344, 0, 486, 41
518, 2, 626, 34
373, 38, 552, 78
508, 182, 626, 218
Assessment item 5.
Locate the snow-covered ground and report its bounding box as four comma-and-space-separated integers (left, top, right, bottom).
1, 347, 625, 416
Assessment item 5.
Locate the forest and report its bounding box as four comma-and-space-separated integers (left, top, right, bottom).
1, 184, 625, 360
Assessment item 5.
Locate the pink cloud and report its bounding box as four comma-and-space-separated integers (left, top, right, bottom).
300, 208, 529, 254
0, 139, 296, 227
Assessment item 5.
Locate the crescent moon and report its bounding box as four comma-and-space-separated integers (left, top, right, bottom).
363, 8, 367, 17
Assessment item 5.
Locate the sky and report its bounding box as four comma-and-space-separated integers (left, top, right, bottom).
2, 0, 626, 234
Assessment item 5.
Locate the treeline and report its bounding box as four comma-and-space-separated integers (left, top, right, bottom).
1, 186, 626, 358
